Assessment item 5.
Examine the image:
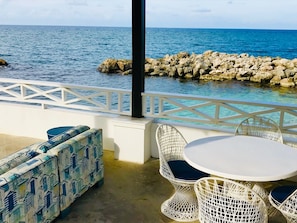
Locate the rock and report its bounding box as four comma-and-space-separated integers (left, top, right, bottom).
292, 58, 297, 67
284, 68, 296, 77
192, 65, 200, 77
270, 75, 282, 85
184, 73, 193, 79
177, 67, 184, 76
153, 66, 161, 74
97, 58, 119, 73
236, 68, 252, 81
273, 66, 286, 78
259, 63, 273, 71
294, 73, 297, 83
117, 59, 132, 71
183, 66, 193, 74
280, 78, 295, 87
0, 59, 8, 66
250, 72, 274, 83
176, 52, 190, 59
168, 67, 177, 77
212, 58, 221, 68
220, 71, 236, 80
144, 64, 154, 74
122, 69, 132, 75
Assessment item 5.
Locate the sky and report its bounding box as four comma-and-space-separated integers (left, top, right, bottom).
0, 0, 296, 30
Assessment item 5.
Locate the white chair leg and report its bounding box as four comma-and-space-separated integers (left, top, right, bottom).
161, 183, 199, 222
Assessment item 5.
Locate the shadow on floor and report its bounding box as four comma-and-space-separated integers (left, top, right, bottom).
54, 150, 288, 223
54, 150, 179, 223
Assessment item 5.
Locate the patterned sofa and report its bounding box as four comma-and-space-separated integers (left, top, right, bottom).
0, 125, 104, 223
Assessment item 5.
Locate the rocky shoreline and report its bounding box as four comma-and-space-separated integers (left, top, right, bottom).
97, 51, 297, 88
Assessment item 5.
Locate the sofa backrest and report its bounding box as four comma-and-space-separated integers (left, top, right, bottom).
0, 147, 39, 175
0, 125, 90, 175
35, 125, 90, 153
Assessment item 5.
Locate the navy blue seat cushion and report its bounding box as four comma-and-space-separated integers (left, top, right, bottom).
271, 185, 297, 204
168, 160, 209, 180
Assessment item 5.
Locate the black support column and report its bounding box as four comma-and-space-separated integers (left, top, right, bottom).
132, 0, 145, 118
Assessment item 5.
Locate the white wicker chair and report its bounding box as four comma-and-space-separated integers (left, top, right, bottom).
235, 115, 283, 143
235, 115, 283, 216
194, 177, 268, 223
269, 185, 297, 223
155, 124, 209, 222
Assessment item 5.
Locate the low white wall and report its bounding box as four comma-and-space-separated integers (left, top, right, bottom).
0, 102, 230, 163
150, 122, 232, 158
0, 103, 116, 151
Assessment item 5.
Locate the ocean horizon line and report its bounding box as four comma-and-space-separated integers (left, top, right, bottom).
0, 24, 296, 31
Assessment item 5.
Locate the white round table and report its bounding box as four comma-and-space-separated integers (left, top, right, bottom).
183, 135, 297, 182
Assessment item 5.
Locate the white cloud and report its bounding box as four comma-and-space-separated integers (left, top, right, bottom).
67, 0, 88, 6
0, 0, 130, 26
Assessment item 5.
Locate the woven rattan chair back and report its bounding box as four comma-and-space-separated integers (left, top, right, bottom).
235, 116, 283, 143
156, 124, 187, 179
194, 177, 268, 223
155, 124, 203, 222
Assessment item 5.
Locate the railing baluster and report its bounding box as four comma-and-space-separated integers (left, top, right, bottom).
118, 92, 123, 112
106, 91, 112, 111
150, 95, 154, 115
20, 84, 26, 99
61, 87, 66, 102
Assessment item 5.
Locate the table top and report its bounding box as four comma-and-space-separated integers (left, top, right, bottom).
183, 135, 297, 182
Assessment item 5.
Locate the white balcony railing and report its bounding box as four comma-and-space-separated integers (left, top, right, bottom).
142, 91, 297, 135
0, 78, 131, 115
1, 78, 297, 136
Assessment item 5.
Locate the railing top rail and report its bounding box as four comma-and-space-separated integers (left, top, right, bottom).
0, 78, 131, 93
143, 91, 297, 109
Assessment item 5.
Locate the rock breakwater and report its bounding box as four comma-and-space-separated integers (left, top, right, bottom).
97, 51, 297, 88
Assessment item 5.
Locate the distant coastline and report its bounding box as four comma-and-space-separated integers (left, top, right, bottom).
98, 51, 297, 88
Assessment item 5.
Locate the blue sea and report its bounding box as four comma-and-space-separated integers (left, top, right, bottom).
1, 25, 297, 104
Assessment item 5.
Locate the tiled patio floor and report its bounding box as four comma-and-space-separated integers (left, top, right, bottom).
0, 134, 290, 223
